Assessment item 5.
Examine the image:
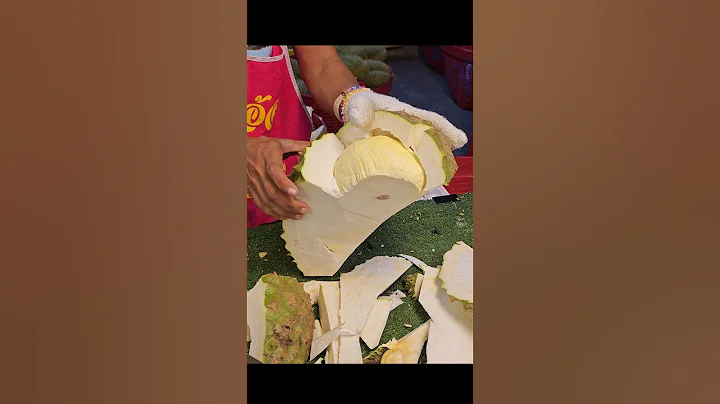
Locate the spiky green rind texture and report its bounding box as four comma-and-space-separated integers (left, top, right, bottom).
404, 273, 420, 299
340, 46, 388, 61
363, 70, 392, 88
287, 152, 305, 184
363, 346, 389, 364
339, 54, 369, 81
364, 59, 391, 74
261, 273, 315, 364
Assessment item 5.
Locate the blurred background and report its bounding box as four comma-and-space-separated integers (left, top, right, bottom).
290, 45, 473, 157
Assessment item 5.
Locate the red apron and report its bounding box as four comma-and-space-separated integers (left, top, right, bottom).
247, 45, 313, 228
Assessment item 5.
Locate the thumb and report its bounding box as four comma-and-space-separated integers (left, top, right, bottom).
276, 138, 311, 153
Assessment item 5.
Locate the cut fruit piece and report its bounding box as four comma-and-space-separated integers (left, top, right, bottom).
315, 357, 324, 364
338, 334, 364, 364
282, 133, 426, 277
337, 110, 459, 193
438, 241, 473, 310
246, 273, 315, 364
339, 256, 413, 334
282, 110, 465, 277
380, 320, 431, 364
303, 281, 322, 305
399, 254, 437, 273
404, 273, 424, 299
310, 322, 353, 361
418, 270, 473, 364
333, 135, 426, 208
372, 110, 458, 193
426, 320, 456, 364
386, 290, 406, 299
336, 123, 370, 146
359, 297, 394, 349
337, 256, 412, 363
384, 290, 406, 311
312, 320, 322, 342
317, 282, 341, 364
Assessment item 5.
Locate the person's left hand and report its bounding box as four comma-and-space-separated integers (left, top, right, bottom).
342, 90, 469, 151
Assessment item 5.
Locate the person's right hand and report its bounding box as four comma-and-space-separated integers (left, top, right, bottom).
247, 136, 311, 220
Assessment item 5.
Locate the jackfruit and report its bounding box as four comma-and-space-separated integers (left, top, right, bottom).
418, 266, 473, 364
364, 59, 391, 74
246, 273, 315, 364
404, 272, 424, 299
438, 241, 473, 310
363, 70, 392, 89
281, 110, 463, 278
340, 45, 388, 61
339, 54, 368, 81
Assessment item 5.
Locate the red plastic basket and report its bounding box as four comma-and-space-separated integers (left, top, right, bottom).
442, 46, 473, 110
445, 156, 473, 194
419, 46, 445, 75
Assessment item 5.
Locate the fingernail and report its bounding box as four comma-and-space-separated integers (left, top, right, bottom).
287, 188, 297, 196
295, 214, 303, 220
300, 208, 307, 213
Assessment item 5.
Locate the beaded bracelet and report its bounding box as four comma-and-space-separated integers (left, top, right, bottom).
333, 85, 372, 122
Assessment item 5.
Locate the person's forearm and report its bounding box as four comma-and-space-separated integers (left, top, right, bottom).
302, 57, 358, 116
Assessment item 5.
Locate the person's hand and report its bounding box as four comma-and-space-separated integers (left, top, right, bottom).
343, 90, 469, 150
247, 136, 311, 220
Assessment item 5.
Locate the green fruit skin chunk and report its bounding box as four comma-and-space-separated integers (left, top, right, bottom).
261, 273, 315, 364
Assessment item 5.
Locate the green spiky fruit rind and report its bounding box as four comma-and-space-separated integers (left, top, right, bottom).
404, 273, 420, 299
340, 45, 388, 61
287, 152, 305, 184
368, 47, 388, 61
261, 273, 315, 364
363, 70, 392, 89
339, 54, 369, 81
364, 59, 391, 74
388, 110, 459, 185
363, 346, 389, 364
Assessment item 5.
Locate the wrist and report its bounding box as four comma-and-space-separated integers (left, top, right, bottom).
333, 85, 372, 122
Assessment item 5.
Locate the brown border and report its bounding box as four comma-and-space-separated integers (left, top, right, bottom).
473, 2, 720, 403
1, 1, 248, 402
2, 1, 720, 403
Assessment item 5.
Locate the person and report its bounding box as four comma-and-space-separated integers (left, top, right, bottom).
246, 45, 468, 228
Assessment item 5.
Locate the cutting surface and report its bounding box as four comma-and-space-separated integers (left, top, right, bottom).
247, 193, 473, 363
